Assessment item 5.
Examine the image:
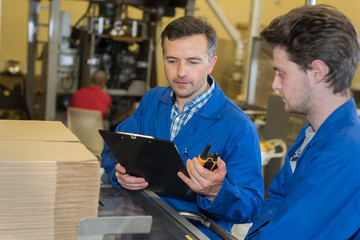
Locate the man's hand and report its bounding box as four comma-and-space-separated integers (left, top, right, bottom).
177, 156, 227, 200
114, 163, 149, 190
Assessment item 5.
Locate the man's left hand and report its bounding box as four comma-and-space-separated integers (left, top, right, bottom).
177, 156, 227, 200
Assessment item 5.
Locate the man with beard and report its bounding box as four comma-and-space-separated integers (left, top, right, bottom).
246, 5, 360, 239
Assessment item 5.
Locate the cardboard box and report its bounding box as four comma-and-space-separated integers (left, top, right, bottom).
0, 120, 101, 240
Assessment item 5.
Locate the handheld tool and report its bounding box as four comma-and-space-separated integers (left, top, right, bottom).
198, 143, 219, 171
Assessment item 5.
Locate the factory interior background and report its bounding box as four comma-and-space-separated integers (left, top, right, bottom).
2, 0, 360, 94
1, 0, 360, 120
1, 1, 360, 239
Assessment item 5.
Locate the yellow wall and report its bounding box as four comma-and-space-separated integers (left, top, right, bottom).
1, 0, 360, 88
0, 0, 28, 72
0, 0, 88, 75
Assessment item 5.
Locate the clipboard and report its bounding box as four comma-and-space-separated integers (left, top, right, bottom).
99, 130, 196, 200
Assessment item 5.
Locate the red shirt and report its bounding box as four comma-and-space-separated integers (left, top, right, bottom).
69, 86, 112, 117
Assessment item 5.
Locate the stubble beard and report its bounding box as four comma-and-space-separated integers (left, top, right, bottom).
285, 83, 313, 115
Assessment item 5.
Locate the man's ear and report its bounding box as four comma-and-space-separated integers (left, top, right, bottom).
310, 59, 329, 84
208, 56, 218, 74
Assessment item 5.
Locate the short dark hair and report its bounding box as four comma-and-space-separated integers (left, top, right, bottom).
260, 4, 360, 94
161, 15, 218, 60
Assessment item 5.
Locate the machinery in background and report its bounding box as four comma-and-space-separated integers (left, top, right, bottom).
40, 10, 80, 117
75, 1, 154, 93
56, 48, 80, 94
30, 0, 193, 121
57, 11, 80, 95
0, 60, 30, 120
69, 0, 192, 129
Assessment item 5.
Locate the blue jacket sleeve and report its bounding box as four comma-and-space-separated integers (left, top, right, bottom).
197, 123, 264, 223
248, 138, 360, 239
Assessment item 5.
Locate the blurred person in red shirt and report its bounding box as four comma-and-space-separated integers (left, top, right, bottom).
69, 70, 112, 119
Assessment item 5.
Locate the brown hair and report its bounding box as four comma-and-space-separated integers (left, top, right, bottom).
261, 4, 360, 94
161, 15, 218, 60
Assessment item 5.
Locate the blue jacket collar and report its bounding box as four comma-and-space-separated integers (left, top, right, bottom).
301, 98, 358, 145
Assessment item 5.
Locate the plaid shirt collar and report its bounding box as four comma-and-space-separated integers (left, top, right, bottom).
169, 76, 215, 140
170, 76, 215, 109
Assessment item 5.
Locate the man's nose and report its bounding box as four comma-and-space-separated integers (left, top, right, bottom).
272, 75, 281, 91
177, 62, 187, 78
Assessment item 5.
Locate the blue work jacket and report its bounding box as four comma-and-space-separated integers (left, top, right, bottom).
102, 79, 264, 239
246, 99, 360, 239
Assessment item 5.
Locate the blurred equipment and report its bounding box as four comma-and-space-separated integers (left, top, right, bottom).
178, 210, 238, 240
55, 12, 80, 105
242, 0, 264, 103
0, 60, 30, 120
246, 37, 274, 109
72, 0, 193, 128
260, 139, 286, 167
77, 216, 152, 239
57, 48, 79, 94
96, 186, 209, 239
5, 60, 22, 75
29, 0, 193, 121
